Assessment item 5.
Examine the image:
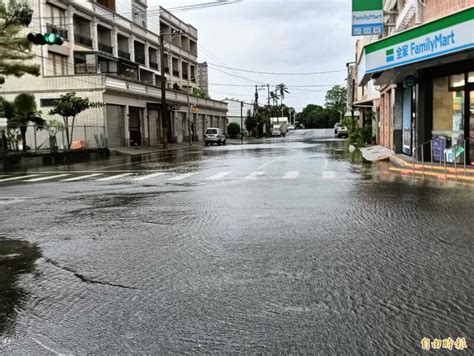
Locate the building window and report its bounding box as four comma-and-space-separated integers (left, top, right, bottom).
132, 3, 146, 28
468, 72, 474, 83
432, 76, 465, 147
40, 98, 59, 107
98, 56, 118, 75
47, 52, 68, 76
74, 52, 97, 74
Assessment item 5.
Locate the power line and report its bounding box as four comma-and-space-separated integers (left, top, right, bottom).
206, 62, 346, 75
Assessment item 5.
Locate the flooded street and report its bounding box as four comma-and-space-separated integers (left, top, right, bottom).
0, 129, 473, 354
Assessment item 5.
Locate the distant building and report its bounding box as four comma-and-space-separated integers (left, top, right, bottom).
221, 98, 254, 129
196, 62, 209, 95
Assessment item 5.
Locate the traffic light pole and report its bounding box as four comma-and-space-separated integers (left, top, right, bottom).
160, 35, 168, 149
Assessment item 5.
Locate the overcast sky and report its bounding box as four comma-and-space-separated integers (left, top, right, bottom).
150, 0, 356, 111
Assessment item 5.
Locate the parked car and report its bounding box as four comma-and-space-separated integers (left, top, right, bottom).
204, 128, 226, 146
272, 123, 288, 137
288, 125, 295, 130
334, 122, 349, 138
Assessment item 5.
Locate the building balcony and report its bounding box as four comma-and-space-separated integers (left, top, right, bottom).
98, 42, 113, 54
46, 23, 68, 40
74, 33, 93, 48
118, 50, 130, 60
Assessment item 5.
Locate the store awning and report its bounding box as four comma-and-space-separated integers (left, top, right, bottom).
353, 96, 378, 107
358, 6, 474, 86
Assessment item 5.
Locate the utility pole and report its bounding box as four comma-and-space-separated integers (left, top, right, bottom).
160, 34, 168, 149
267, 84, 270, 107
240, 100, 243, 145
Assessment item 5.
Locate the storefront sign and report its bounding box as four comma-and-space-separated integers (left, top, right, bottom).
352, 0, 383, 36
358, 8, 474, 84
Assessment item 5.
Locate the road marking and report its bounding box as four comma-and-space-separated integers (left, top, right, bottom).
245, 171, 265, 179
61, 173, 103, 182
95, 173, 134, 181
206, 172, 231, 180
257, 156, 282, 170
133, 172, 166, 181
25, 174, 70, 182
322, 171, 336, 179
0, 174, 40, 182
168, 172, 197, 181
283, 171, 299, 179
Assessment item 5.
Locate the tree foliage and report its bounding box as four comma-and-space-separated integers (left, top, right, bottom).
244, 109, 257, 135
296, 104, 340, 129
0, 0, 39, 84
49, 92, 102, 149
325, 85, 347, 118
2, 93, 44, 151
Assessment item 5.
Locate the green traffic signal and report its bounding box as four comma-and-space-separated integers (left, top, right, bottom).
27, 32, 63, 46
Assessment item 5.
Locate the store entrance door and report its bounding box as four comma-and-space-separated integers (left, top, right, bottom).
469, 91, 474, 165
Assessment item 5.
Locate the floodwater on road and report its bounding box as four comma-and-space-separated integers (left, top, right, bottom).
0, 129, 473, 354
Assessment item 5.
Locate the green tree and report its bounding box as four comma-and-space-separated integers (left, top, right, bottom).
193, 87, 209, 99
7, 93, 45, 151
49, 92, 102, 149
325, 85, 347, 121
227, 122, 240, 139
276, 83, 289, 106
244, 109, 257, 134
0, 0, 39, 84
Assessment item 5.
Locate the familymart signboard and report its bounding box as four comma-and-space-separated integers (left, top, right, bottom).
359, 8, 474, 84
352, 0, 383, 36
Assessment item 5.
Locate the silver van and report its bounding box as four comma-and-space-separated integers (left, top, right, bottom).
204, 128, 226, 146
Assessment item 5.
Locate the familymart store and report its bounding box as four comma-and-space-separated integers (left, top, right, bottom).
358, 7, 474, 165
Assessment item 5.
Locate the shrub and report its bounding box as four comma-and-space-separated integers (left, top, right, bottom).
227, 122, 241, 139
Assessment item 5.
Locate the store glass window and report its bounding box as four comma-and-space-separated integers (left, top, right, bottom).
449, 73, 465, 88
432, 76, 464, 147
468, 72, 474, 83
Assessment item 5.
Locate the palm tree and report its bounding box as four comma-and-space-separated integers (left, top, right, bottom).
276, 83, 289, 118
7, 93, 45, 152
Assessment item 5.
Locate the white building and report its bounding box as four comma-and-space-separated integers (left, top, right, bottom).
3, 0, 227, 147
221, 98, 254, 129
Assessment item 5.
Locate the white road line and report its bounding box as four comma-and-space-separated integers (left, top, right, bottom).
257, 156, 282, 170
95, 173, 134, 181
167, 172, 197, 181
25, 174, 70, 182
245, 171, 265, 179
61, 173, 103, 182
0, 174, 40, 182
322, 171, 336, 179
133, 172, 166, 181
31, 338, 65, 356
282, 171, 299, 179
206, 172, 231, 180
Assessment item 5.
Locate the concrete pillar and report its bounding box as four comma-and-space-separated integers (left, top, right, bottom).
124, 105, 130, 147
129, 35, 136, 62
66, 6, 75, 74
112, 26, 119, 57
144, 41, 150, 68
91, 18, 98, 51
143, 108, 149, 146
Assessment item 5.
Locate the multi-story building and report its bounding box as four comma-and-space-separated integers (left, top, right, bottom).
3, 0, 227, 148
357, 1, 474, 165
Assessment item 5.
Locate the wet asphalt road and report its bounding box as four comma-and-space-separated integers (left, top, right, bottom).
0, 129, 473, 354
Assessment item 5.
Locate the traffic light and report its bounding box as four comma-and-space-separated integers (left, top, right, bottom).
27, 32, 63, 46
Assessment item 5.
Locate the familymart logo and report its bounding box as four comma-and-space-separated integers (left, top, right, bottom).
386, 49, 395, 62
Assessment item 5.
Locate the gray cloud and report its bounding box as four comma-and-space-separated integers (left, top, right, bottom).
151, 0, 356, 110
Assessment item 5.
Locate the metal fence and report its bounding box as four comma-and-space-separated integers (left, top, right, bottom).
10, 124, 107, 152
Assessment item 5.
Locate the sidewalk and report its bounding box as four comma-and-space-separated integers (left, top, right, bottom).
109, 143, 198, 156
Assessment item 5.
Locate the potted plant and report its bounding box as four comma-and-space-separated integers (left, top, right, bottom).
46, 119, 63, 152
